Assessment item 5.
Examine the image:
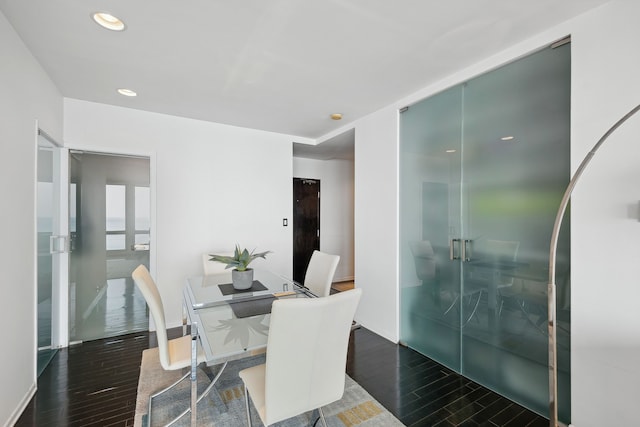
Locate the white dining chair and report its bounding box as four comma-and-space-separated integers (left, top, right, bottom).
303, 250, 340, 297
132, 264, 224, 426
409, 240, 462, 317
202, 251, 232, 275
238, 288, 362, 427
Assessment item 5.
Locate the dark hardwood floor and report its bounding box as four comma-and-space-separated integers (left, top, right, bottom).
16, 326, 547, 427
347, 328, 548, 427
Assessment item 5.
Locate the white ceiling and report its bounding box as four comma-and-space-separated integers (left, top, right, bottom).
2, 0, 609, 145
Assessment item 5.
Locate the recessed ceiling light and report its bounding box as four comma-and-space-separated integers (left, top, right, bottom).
501, 136, 515, 141
330, 113, 343, 120
117, 88, 137, 97
446, 149, 457, 153
92, 12, 126, 31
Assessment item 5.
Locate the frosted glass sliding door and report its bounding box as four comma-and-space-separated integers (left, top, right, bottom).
37, 134, 60, 374
400, 44, 571, 421
69, 151, 150, 342
460, 44, 571, 422
399, 86, 463, 372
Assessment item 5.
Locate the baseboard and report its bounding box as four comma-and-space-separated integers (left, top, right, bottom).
5, 382, 36, 427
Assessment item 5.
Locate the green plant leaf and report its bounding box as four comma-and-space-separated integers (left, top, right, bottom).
209, 245, 272, 272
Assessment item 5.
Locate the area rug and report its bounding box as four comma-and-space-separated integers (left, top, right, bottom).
135, 347, 404, 426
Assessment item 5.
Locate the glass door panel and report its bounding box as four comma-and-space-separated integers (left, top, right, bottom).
36, 134, 59, 375
69, 152, 150, 342
399, 85, 463, 371
461, 44, 571, 420
399, 44, 571, 422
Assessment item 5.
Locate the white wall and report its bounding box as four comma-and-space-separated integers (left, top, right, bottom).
292, 157, 354, 282
64, 99, 296, 329
0, 10, 63, 427
349, 0, 640, 424
567, 2, 640, 426
353, 106, 400, 342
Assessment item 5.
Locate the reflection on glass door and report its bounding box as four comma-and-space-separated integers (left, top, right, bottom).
37, 133, 60, 375
400, 45, 571, 422
69, 151, 150, 342
460, 46, 572, 421
399, 86, 463, 372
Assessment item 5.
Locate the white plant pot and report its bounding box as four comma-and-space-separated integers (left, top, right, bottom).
232, 268, 254, 290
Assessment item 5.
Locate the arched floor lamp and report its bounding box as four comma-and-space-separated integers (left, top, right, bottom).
548, 103, 640, 427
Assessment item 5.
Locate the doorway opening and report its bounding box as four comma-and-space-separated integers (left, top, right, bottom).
292, 129, 355, 290
292, 178, 320, 284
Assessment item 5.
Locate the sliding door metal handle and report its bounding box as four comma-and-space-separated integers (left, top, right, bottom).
461, 239, 466, 262
49, 235, 68, 254
450, 239, 460, 260
462, 239, 472, 262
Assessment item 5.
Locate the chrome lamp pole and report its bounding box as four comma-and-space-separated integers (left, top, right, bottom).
547, 103, 640, 427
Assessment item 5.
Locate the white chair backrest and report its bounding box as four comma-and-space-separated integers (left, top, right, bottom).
202, 252, 232, 276
303, 250, 340, 297
486, 239, 520, 262
476, 240, 520, 287
409, 240, 436, 281
264, 288, 362, 425
131, 265, 171, 370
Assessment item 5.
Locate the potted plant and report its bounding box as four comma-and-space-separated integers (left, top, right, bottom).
209, 245, 271, 290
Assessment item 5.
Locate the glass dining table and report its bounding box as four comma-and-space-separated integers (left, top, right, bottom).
181, 268, 313, 426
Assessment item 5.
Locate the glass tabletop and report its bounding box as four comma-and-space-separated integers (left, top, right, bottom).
185, 268, 309, 309
183, 269, 310, 364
